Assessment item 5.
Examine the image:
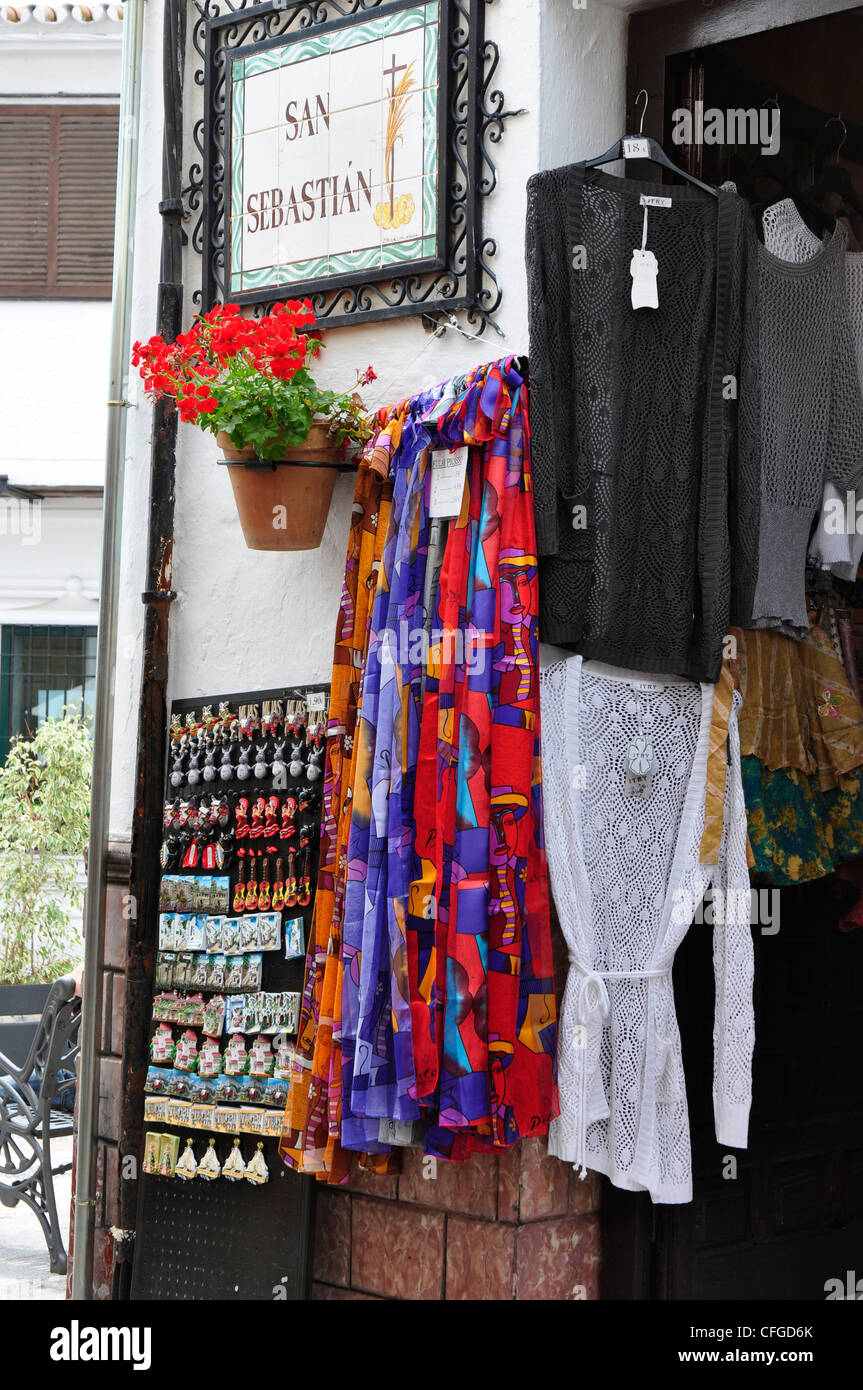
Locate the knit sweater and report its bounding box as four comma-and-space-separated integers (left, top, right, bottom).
733, 204, 863, 634
540, 655, 754, 1202
760, 200, 863, 585
526, 163, 747, 682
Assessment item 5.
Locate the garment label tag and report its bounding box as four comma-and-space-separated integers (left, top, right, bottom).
625, 737, 656, 799
630, 248, 659, 310
624, 766, 654, 799
640, 194, 672, 209
623, 136, 650, 159
430, 446, 469, 518
379, 1118, 424, 1147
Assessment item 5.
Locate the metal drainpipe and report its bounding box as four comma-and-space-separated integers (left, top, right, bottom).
111, 0, 185, 1299
71, 0, 146, 1303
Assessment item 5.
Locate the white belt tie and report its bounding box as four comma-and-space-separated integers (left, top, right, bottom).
567, 956, 670, 1180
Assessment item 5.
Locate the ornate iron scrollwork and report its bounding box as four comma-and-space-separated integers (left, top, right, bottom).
187, 0, 515, 332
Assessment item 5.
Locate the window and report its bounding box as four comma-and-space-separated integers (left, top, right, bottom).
0, 104, 119, 299
0, 626, 97, 761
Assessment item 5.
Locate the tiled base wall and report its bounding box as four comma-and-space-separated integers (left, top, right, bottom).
311, 1139, 602, 1301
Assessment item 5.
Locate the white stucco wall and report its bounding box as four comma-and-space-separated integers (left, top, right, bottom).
107, 0, 631, 837
0, 28, 121, 647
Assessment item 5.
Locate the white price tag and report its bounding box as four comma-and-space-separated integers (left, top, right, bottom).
429, 446, 469, 519
630, 248, 659, 309
623, 136, 650, 159
306, 690, 327, 712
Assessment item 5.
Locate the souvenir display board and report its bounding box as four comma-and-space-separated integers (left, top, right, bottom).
131, 685, 327, 1302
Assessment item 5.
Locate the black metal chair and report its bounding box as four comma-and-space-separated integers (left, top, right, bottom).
0, 976, 81, 1274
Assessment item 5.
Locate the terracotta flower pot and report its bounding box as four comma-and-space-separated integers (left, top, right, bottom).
217, 423, 341, 552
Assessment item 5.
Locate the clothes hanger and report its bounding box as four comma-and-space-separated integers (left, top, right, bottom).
804, 115, 863, 220
749, 97, 834, 234
584, 89, 718, 198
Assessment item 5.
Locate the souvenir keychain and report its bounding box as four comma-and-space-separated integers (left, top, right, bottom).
284, 850, 298, 908
169, 737, 186, 789
305, 732, 324, 783
245, 1142, 269, 1185
270, 735, 287, 784
271, 857, 285, 911
263, 795, 280, 847
186, 730, 202, 788
245, 853, 259, 912
288, 731, 306, 779
220, 723, 236, 782
249, 796, 266, 841
253, 736, 269, 780
297, 850, 311, 908
197, 1137, 221, 1181
258, 857, 271, 912
175, 1137, 198, 1180
279, 797, 297, 842
202, 728, 218, 783
223, 1137, 247, 1182
232, 859, 246, 913
235, 796, 250, 840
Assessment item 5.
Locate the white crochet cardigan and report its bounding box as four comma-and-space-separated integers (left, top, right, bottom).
540, 655, 754, 1204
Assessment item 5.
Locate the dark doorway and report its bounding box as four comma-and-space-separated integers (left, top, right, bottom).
606, 0, 863, 1300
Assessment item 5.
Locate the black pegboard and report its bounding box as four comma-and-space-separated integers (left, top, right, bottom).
130, 1136, 315, 1301
130, 685, 329, 1301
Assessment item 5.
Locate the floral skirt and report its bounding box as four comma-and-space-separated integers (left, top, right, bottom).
742, 756, 863, 885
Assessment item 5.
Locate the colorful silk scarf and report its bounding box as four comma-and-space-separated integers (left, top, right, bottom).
282, 357, 558, 1176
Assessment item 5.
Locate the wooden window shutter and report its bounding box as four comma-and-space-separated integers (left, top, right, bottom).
0, 104, 119, 298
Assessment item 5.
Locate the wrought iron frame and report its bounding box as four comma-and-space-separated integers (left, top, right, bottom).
188, 0, 517, 331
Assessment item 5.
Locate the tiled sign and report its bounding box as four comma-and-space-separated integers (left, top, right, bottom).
228, 1, 441, 296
